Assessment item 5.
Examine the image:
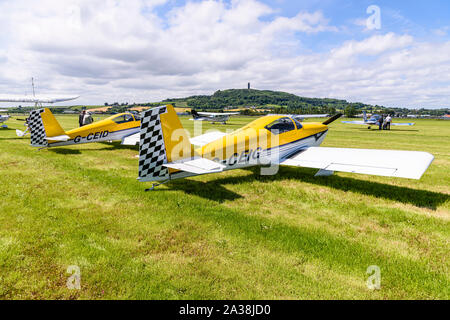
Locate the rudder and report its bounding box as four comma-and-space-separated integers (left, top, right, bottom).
28, 108, 66, 147
139, 105, 194, 182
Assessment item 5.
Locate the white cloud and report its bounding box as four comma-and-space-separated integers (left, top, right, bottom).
331, 33, 414, 59
0, 0, 448, 108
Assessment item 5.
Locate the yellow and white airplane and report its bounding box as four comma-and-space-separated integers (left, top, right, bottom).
135, 105, 434, 189
26, 108, 141, 148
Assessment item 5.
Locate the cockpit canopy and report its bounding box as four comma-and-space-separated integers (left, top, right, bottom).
265, 117, 302, 134
111, 113, 139, 124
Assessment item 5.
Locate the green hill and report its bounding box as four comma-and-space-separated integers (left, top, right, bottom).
163, 89, 371, 114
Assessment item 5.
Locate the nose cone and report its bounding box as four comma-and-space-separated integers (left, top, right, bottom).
302, 122, 328, 131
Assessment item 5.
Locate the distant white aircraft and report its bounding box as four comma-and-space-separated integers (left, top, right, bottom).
342, 111, 415, 129
0, 95, 80, 104
0, 78, 80, 134
0, 96, 79, 136
190, 110, 240, 124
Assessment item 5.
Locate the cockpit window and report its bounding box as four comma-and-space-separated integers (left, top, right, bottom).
112, 114, 134, 124
292, 118, 303, 129
133, 113, 141, 121
265, 117, 296, 134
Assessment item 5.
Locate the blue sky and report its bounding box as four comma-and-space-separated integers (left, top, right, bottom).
0, 0, 449, 108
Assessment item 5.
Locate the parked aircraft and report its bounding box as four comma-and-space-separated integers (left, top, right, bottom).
342, 111, 414, 129
0, 95, 80, 105
0, 112, 10, 128
135, 105, 433, 190
0, 95, 80, 137
190, 110, 239, 124
25, 108, 140, 148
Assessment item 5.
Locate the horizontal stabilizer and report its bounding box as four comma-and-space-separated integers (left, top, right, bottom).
281, 147, 434, 179
164, 158, 225, 175
122, 132, 139, 145
45, 134, 70, 141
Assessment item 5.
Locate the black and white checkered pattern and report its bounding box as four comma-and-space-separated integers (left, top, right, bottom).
139, 106, 169, 181
28, 109, 48, 147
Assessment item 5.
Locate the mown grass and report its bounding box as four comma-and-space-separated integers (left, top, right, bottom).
0, 115, 448, 299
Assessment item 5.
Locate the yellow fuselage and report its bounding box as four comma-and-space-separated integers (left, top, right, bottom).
47, 113, 140, 146
199, 115, 328, 163
167, 115, 328, 180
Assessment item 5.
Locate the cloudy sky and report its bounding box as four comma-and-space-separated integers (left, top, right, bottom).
0, 0, 449, 108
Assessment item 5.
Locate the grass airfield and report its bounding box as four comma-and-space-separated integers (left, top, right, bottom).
0, 114, 448, 299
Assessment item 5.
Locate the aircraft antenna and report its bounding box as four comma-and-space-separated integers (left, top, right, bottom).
31, 77, 41, 109
31, 77, 36, 97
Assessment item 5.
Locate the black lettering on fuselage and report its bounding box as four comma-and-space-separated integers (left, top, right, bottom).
222, 147, 263, 166
75, 131, 109, 143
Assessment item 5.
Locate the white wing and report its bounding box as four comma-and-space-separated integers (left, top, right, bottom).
281, 147, 434, 179
0, 95, 79, 103
391, 122, 415, 126
122, 131, 228, 146
341, 121, 367, 125
189, 131, 227, 146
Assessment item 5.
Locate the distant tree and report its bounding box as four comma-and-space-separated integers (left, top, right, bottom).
344, 105, 357, 118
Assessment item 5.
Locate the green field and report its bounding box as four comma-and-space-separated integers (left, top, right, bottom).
0, 115, 449, 299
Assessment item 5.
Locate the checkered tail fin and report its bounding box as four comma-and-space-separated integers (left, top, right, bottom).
138, 105, 195, 182
28, 108, 66, 147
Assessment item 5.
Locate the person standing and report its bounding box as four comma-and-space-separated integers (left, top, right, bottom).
386, 114, 392, 130
378, 115, 383, 130
83, 111, 93, 125
79, 110, 86, 127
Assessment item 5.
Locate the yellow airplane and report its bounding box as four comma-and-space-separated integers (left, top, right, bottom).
26, 108, 141, 148
134, 105, 434, 190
